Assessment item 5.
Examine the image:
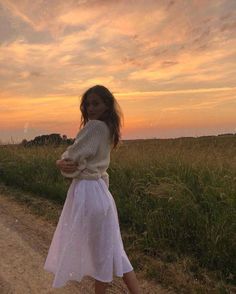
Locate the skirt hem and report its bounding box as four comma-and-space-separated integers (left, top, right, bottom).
44, 266, 134, 288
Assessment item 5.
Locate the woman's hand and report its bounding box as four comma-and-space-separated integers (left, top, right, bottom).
56, 159, 78, 173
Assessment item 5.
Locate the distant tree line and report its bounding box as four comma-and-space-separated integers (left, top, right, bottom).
19, 132, 235, 147
217, 133, 235, 136
20, 134, 75, 147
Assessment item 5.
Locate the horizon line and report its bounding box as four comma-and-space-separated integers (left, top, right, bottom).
1, 132, 235, 145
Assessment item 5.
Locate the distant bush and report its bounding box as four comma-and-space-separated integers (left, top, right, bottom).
20, 134, 75, 147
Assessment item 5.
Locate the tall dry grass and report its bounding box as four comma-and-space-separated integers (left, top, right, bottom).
0, 135, 235, 283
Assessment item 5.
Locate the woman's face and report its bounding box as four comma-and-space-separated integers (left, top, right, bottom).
85, 93, 108, 120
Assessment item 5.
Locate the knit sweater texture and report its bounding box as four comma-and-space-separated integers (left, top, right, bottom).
60, 119, 112, 187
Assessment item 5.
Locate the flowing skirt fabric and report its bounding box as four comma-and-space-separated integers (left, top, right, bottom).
43, 178, 133, 288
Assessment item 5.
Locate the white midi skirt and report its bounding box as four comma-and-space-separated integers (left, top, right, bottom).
43, 178, 133, 288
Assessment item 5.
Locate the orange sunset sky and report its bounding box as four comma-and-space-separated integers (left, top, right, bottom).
0, 0, 236, 143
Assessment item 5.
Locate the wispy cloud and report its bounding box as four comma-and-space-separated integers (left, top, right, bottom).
116, 86, 236, 97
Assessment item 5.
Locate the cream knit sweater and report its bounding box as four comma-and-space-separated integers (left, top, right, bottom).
60, 119, 112, 187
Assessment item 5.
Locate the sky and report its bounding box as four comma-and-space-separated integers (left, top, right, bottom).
0, 0, 236, 143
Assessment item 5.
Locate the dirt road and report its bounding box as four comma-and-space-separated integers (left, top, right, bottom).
0, 186, 172, 294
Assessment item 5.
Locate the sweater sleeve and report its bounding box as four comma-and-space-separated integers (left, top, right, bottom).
60, 120, 106, 176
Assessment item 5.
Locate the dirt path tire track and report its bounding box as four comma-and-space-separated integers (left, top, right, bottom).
0, 187, 172, 294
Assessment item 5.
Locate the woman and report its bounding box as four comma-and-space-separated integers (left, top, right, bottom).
44, 85, 140, 294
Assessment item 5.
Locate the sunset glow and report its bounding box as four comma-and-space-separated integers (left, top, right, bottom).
0, 0, 235, 143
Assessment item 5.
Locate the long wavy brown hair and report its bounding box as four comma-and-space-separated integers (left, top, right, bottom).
79, 85, 123, 148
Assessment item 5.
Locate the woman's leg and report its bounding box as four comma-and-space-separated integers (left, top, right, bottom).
122, 270, 141, 294
95, 271, 140, 294
95, 279, 109, 294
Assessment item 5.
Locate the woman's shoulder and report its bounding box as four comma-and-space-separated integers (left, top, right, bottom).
85, 119, 109, 132
75, 119, 110, 140
86, 119, 107, 126
74, 119, 111, 146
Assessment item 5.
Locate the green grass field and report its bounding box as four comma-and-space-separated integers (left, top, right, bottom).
0, 135, 235, 292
